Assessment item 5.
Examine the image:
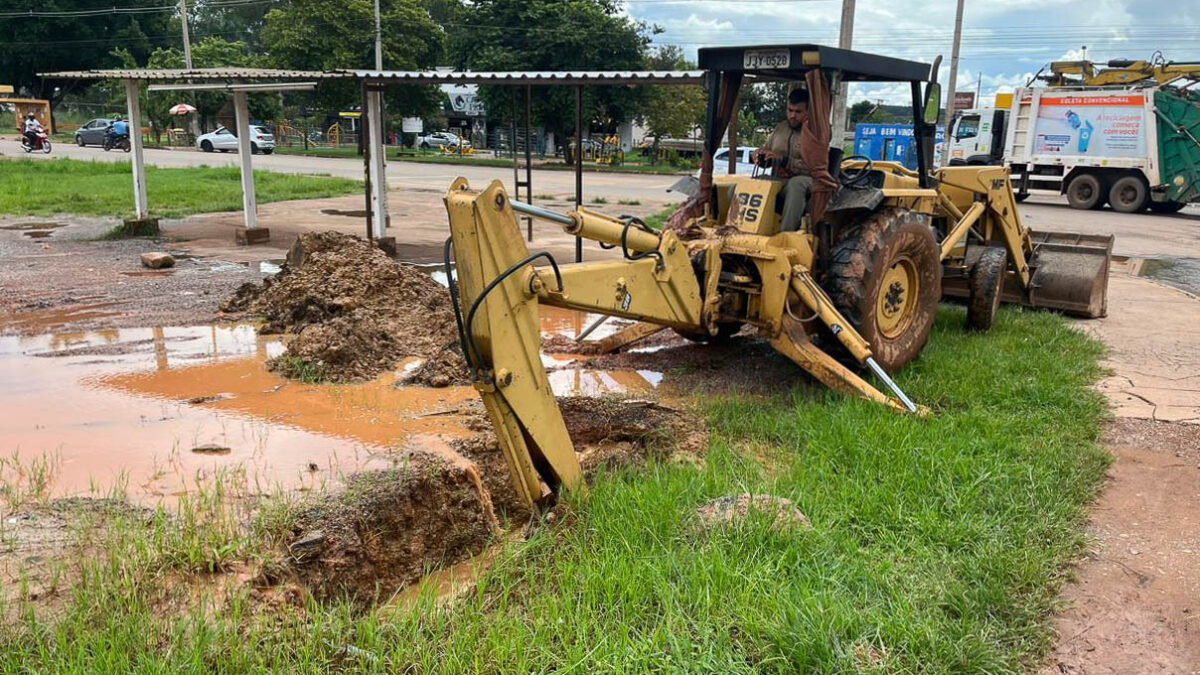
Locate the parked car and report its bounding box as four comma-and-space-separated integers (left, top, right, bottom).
711, 147, 757, 176
416, 131, 470, 150
74, 118, 114, 147
196, 125, 275, 154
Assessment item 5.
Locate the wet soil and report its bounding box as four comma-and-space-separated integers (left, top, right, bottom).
0, 219, 263, 335
453, 396, 709, 518
1042, 418, 1200, 674
223, 232, 464, 384
264, 448, 500, 605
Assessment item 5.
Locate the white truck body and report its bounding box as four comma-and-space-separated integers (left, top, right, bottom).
1003, 87, 1160, 192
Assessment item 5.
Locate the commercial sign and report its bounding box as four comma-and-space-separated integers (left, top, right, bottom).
952, 91, 975, 114
401, 117, 423, 133
1033, 93, 1146, 158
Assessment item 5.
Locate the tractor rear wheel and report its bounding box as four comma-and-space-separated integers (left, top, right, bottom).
966, 246, 1007, 331
823, 208, 941, 372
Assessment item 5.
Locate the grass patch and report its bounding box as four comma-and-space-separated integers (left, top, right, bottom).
642, 204, 679, 231
267, 355, 329, 384
589, 196, 609, 205
0, 158, 360, 219
617, 198, 642, 206
0, 308, 1110, 671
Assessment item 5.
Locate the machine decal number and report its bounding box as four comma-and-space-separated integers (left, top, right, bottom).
737, 192, 763, 223
621, 290, 633, 312
744, 49, 790, 70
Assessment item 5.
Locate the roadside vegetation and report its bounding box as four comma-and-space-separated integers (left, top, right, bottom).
0, 158, 359, 220
0, 308, 1110, 672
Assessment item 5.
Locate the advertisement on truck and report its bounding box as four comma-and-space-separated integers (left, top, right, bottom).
1031, 93, 1148, 159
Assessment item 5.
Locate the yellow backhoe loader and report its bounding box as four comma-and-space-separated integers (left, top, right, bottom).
442, 44, 1113, 509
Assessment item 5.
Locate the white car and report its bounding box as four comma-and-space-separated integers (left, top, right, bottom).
197, 125, 275, 154
711, 147, 757, 176
417, 131, 471, 150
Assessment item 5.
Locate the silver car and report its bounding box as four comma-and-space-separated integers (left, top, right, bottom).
74, 118, 114, 147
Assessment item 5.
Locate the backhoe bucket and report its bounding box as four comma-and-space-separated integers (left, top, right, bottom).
945, 230, 1113, 318
1022, 230, 1114, 318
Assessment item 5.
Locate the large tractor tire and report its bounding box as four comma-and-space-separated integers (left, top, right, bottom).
1109, 175, 1149, 213
823, 208, 941, 372
966, 246, 1007, 332
1066, 173, 1105, 210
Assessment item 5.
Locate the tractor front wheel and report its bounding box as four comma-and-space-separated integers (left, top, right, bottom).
966, 246, 1008, 331
823, 208, 941, 372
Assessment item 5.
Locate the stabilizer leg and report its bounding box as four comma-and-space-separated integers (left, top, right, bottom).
770, 314, 923, 415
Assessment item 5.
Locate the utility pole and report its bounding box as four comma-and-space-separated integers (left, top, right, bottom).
180, 0, 198, 136
940, 0, 965, 166
373, 0, 383, 71
829, 0, 856, 148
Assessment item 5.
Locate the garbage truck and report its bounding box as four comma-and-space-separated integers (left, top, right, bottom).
944, 60, 1200, 213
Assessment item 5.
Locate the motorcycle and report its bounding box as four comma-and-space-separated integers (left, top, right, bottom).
21, 129, 51, 154
103, 132, 131, 153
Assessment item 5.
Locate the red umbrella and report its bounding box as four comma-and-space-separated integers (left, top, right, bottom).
168, 103, 197, 116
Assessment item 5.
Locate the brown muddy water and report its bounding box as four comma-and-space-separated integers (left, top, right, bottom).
0, 308, 663, 504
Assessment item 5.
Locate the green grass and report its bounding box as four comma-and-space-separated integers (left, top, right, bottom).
0, 158, 360, 219
0, 308, 1110, 672
643, 204, 679, 231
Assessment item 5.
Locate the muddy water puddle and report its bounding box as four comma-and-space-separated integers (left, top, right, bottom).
1, 325, 476, 504
1, 309, 664, 504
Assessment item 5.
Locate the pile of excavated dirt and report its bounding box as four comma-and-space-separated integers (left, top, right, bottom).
261, 450, 498, 605
453, 396, 710, 518
221, 232, 468, 384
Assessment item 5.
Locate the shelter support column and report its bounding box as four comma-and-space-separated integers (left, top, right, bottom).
574, 85, 583, 263
123, 78, 157, 234
233, 90, 268, 244
366, 87, 390, 243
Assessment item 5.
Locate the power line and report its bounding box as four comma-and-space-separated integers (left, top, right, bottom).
0, 0, 274, 20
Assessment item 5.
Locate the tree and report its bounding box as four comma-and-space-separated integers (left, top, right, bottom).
188, 0, 273, 50
110, 37, 278, 140
641, 46, 704, 149
451, 0, 653, 142
262, 0, 445, 116
0, 0, 175, 105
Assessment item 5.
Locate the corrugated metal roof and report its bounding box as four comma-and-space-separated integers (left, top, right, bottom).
39, 67, 707, 86
40, 68, 340, 81
347, 70, 707, 85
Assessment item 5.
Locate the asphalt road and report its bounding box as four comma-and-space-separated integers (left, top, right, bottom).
0, 138, 686, 203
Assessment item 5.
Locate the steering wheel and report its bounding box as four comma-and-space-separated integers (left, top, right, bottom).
751, 152, 779, 179
840, 154, 875, 187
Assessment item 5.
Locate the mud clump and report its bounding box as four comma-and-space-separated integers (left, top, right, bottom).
453, 396, 710, 518
221, 232, 468, 384
265, 450, 498, 605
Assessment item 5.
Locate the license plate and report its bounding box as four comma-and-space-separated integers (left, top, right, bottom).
743, 49, 790, 70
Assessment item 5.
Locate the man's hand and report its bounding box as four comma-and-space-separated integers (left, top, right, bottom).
753, 148, 780, 166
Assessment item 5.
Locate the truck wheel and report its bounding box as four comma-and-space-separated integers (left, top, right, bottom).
1148, 200, 1187, 214
1066, 173, 1104, 210
967, 247, 1007, 332
1109, 176, 1149, 213
823, 208, 941, 372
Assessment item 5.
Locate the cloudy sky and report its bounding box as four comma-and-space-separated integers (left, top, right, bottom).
623, 0, 1200, 105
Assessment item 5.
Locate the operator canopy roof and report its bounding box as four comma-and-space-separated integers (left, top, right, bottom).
698, 45, 934, 83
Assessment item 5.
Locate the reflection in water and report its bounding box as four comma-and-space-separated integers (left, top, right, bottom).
0, 325, 473, 504
0, 308, 667, 505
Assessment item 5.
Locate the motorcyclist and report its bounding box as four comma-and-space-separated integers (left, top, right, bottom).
107, 116, 129, 147
23, 113, 44, 147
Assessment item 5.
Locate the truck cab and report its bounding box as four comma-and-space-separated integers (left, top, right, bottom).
946, 104, 1010, 166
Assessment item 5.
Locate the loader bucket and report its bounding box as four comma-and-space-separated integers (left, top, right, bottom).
943, 230, 1113, 318
1023, 230, 1114, 318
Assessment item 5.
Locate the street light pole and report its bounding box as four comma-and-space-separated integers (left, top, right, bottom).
941, 0, 965, 166
829, 0, 856, 148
